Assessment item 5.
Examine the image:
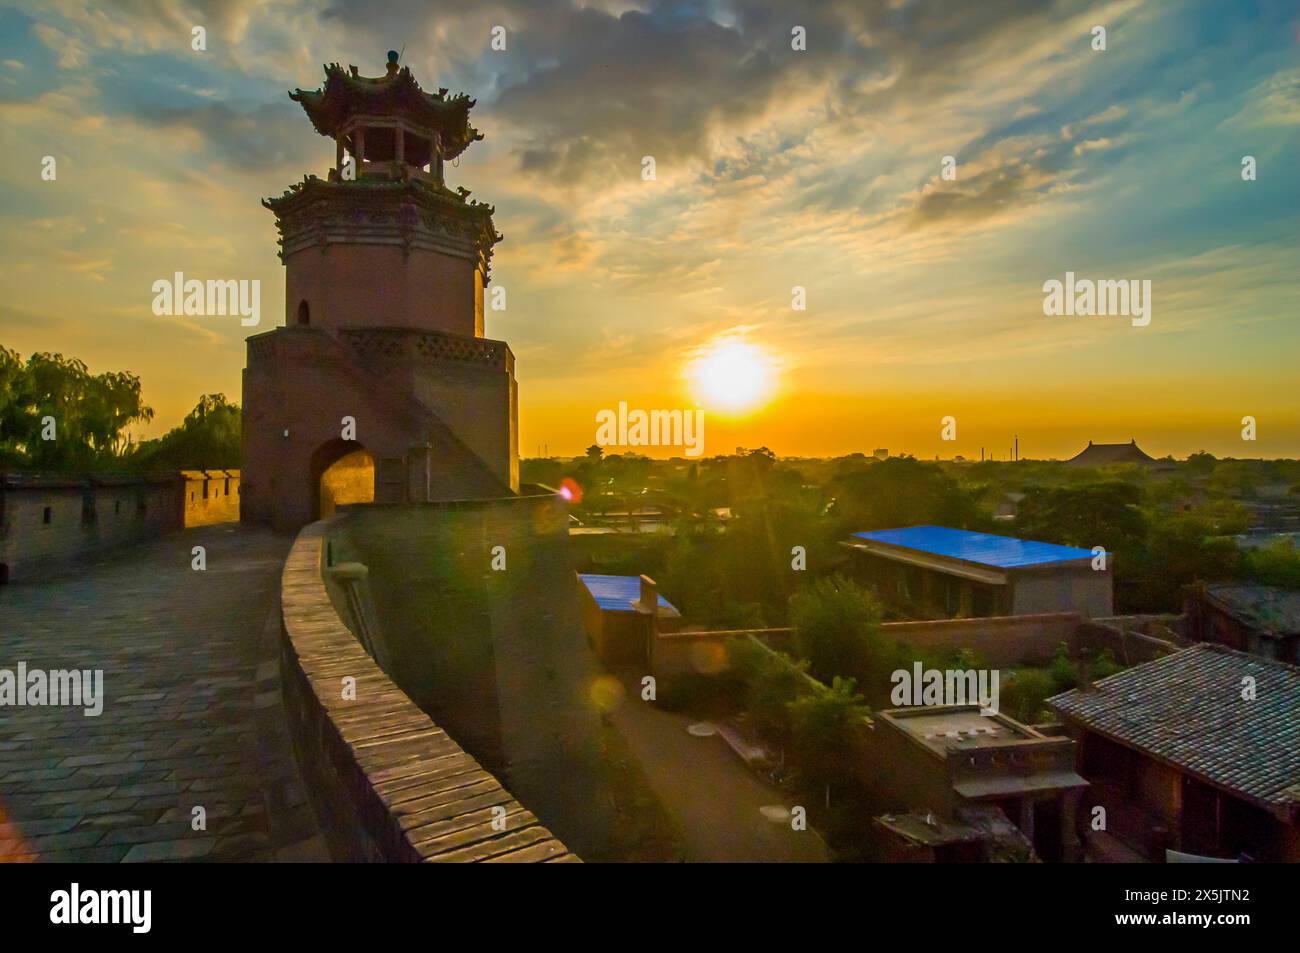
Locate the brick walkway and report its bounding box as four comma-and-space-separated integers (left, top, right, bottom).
0, 524, 327, 862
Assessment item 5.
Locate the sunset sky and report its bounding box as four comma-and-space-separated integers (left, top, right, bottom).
1, 0, 1297, 460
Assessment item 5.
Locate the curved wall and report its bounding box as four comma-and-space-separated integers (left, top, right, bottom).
278, 519, 578, 862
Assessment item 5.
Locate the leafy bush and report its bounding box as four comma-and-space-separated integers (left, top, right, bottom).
999, 668, 1058, 723
785, 676, 870, 793
1048, 642, 1080, 692
949, 646, 985, 672
728, 638, 809, 741
1088, 647, 1122, 681
130, 394, 240, 470
789, 575, 883, 684
1244, 539, 1300, 589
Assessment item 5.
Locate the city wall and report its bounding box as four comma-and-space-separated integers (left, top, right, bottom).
649, 611, 1182, 679
278, 518, 575, 862
0, 470, 240, 583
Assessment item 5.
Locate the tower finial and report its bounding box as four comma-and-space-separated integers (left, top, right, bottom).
386, 49, 400, 77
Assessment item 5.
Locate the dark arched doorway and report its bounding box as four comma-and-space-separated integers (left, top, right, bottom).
310, 439, 375, 520
296, 299, 310, 325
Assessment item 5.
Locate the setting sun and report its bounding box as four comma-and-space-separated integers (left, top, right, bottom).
687, 339, 777, 413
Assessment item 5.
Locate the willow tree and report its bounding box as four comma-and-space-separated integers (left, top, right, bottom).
0, 347, 154, 470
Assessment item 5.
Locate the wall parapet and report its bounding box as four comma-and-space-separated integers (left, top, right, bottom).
0, 470, 185, 583
877, 612, 1082, 665
279, 518, 578, 862
339, 327, 512, 372
650, 615, 1086, 676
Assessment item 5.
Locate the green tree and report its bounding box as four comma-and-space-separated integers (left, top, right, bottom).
789, 575, 883, 684
829, 456, 984, 532
786, 676, 870, 795
0, 346, 23, 467
1016, 481, 1148, 555
0, 349, 153, 470
1244, 539, 1300, 589
729, 638, 809, 741
1125, 514, 1241, 610
1184, 451, 1217, 476
130, 394, 240, 470
1207, 460, 1257, 499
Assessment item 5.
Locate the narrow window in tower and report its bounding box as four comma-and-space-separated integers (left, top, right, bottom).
297, 300, 310, 326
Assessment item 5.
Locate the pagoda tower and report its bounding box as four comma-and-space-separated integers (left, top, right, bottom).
242, 53, 518, 531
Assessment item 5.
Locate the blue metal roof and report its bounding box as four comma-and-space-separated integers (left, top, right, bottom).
578, 574, 679, 613
851, 525, 1100, 569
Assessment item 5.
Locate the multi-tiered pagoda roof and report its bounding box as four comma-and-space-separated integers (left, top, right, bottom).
267, 56, 501, 280
289, 62, 483, 161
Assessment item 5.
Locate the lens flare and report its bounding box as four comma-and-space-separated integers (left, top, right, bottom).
558, 477, 583, 503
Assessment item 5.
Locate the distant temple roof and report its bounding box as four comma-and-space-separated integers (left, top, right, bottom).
850, 525, 1099, 570
1050, 643, 1300, 812
1066, 439, 1159, 466
290, 60, 483, 160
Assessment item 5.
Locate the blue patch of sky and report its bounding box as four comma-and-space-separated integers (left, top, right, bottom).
95, 49, 282, 119
0, 11, 60, 100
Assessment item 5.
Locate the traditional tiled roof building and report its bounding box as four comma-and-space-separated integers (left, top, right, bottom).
1185, 583, 1300, 664
1049, 643, 1300, 861
1066, 439, 1160, 467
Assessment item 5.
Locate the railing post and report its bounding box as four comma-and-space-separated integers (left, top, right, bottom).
637, 574, 658, 671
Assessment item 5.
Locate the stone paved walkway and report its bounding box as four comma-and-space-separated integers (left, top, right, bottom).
0, 524, 327, 862
608, 673, 829, 863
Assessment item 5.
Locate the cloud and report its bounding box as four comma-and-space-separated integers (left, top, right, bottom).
1231, 66, 1300, 127
39, 0, 265, 53
908, 160, 1057, 230
2, 0, 1297, 456
131, 99, 308, 171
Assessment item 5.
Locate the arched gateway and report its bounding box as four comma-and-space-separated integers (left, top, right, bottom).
241, 52, 518, 531
311, 439, 374, 520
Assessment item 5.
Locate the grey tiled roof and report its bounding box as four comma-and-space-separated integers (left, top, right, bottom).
1204, 584, 1300, 637
1048, 643, 1300, 809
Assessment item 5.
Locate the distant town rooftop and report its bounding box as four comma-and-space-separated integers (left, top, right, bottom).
1203, 584, 1300, 638
877, 705, 1086, 799
578, 574, 679, 615
850, 525, 1099, 570
882, 705, 1039, 755
1049, 643, 1300, 813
